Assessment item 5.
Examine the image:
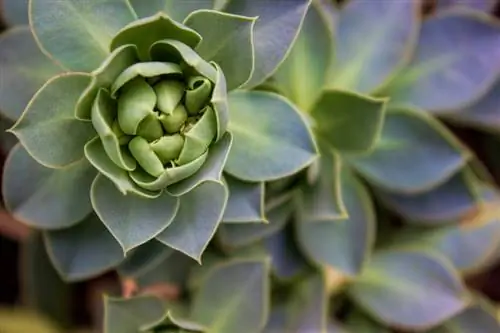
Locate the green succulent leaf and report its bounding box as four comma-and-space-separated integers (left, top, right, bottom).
300, 146, 346, 221
348, 250, 470, 330
222, 175, 265, 223
104, 295, 167, 333
157, 181, 228, 261
135, 250, 194, 289
436, 0, 497, 12
210, 62, 230, 141
329, 0, 418, 93
310, 90, 386, 153
129, 0, 215, 22
219, 195, 293, 249
91, 174, 180, 253
0, 27, 63, 120
84, 137, 161, 198
184, 10, 256, 90
348, 107, 470, 193
191, 258, 270, 333
76, 44, 139, 120
344, 311, 390, 333
296, 167, 375, 277
10, 73, 95, 168
117, 240, 174, 278
2, 0, 29, 26
111, 12, 202, 61
377, 170, 481, 224
383, 10, 500, 112
30, 0, 137, 71
224, 0, 311, 88
44, 214, 124, 282
225, 91, 317, 181
3, 144, 96, 230
272, 2, 333, 112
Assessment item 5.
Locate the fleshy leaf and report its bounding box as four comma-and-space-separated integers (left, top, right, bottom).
219, 195, 293, 249
104, 295, 167, 333
224, 0, 311, 88
2, 0, 29, 26
30, 0, 137, 71
3, 145, 96, 230
157, 181, 228, 262
168, 132, 232, 196
436, 0, 497, 12
348, 250, 470, 329
296, 167, 375, 277
191, 259, 270, 333
377, 170, 481, 224
0, 27, 63, 120
44, 214, 124, 282
348, 107, 470, 193
184, 10, 256, 90
272, 2, 333, 112
75, 44, 139, 120
299, 145, 346, 221
428, 301, 500, 332
117, 240, 174, 278
84, 137, 161, 198
91, 174, 180, 253
10, 73, 95, 167
225, 91, 317, 181
222, 175, 265, 223
345, 310, 391, 333
330, 0, 418, 93
211, 62, 229, 141
111, 12, 202, 61
129, 0, 214, 22
289, 275, 328, 332
384, 11, 500, 112
310, 90, 386, 153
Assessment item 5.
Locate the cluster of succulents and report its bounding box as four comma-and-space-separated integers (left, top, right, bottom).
1, 0, 500, 332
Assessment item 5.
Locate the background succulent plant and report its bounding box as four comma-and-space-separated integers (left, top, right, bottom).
1, 0, 500, 333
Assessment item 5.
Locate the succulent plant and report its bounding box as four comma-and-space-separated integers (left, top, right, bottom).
2, 0, 500, 332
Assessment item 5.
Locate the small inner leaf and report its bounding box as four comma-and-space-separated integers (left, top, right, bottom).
185, 76, 213, 115
117, 78, 157, 135
155, 80, 185, 114
128, 137, 164, 177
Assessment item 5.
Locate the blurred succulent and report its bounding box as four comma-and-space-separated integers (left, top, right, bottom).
0, 0, 317, 282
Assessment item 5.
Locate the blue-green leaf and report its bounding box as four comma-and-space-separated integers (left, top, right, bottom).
3, 144, 96, 230
10, 73, 94, 168
272, 2, 333, 112
384, 10, 500, 112
224, 0, 311, 88
44, 214, 124, 282
191, 258, 270, 333
117, 240, 174, 278
222, 175, 265, 223
30, 0, 137, 71
435, 0, 497, 13
91, 174, 180, 253
288, 275, 328, 332
2, 0, 29, 26
184, 10, 256, 90
344, 311, 390, 333
348, 107, 470, 193
428, 301, 500, 332
157, 181, 228, 262
129, 0, 214, 22
348, 250, 470, 330
0, 27, 63, 120
225, 91, 317, 181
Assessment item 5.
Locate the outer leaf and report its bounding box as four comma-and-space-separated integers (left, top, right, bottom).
296, 167, 375, 277
428, 302, 500, 332
156, 181, 228, 262
3, 144, 96, 230
91, 174, 180, 253
348, 250, 470, 330
191, 259, 270, 333
167, 132, 232, 196
224, 0, 311, 88
435, 0, 497, 13
330, 0, 418, 93
288, 275, 328, 332
348, 107, 470, 193
384, 10, 500, 112
117, 240, 174, 278
135, 250, 194, 289
225, 91, 317, 181
111, 12, 201, 61
0, 27, 63, 120
2, 0, 29, 26
44, 214, 124, 282
130, 0, 214, 22
184, 10, 256, 90
222, 175, 265, 223
310, 90, 386, 153
11, 73, 94, 167
30, 0, 137, 71
344, 311, 390, 333
104, 295, 167, 333
377, 170, 481, 224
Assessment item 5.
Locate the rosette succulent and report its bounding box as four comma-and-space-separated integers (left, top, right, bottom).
0, 0, 317, 282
